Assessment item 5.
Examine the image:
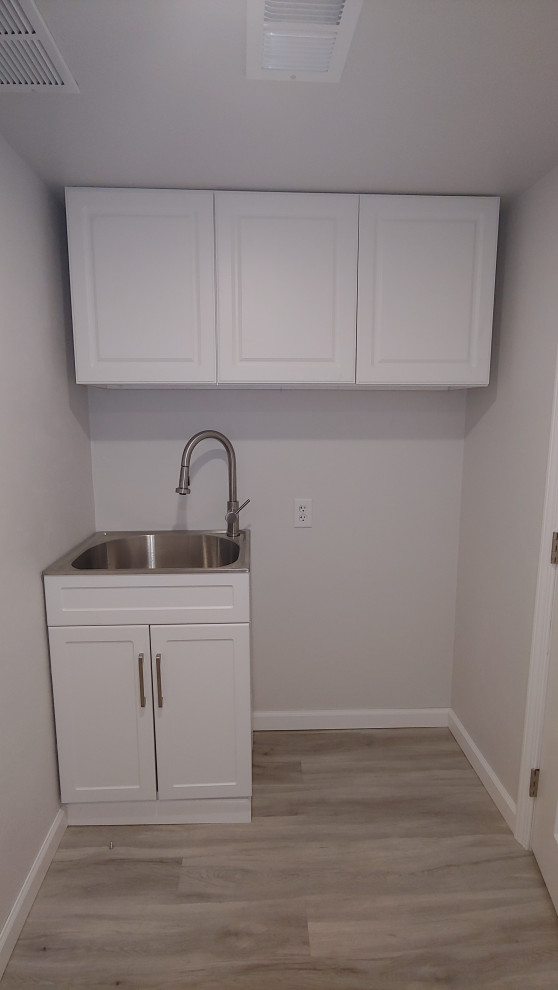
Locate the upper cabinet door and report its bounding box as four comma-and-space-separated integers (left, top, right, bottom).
356, 196, 499, 386
215, 192, 359, 383
65, 188, 216, 384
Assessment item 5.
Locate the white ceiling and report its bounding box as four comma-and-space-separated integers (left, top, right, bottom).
1, 0, 558, 198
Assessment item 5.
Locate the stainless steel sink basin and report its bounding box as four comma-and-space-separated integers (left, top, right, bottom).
72, 532, 240, 570
43, 530, 249, 574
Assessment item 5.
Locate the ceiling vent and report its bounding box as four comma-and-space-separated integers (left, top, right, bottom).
246, 0, 363, 82
0, 0, 78, 91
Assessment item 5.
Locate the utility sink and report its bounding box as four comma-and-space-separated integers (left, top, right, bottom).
72, 532, 240, 570
44, 530, 249, 574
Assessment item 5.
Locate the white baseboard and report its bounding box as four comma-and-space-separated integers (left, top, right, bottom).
448, 711, 517, 832
252, 708, 450, 730
0, 809, 67, 978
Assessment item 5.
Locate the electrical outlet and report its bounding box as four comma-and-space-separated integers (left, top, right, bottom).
294, 498, 312, 527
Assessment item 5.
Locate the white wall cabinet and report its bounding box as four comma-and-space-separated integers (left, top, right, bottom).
215, 191, 359, 383
65, 187, 499, 388
45, 569, 252, 825
65, 187, 216, 384
357, 195, 499, 386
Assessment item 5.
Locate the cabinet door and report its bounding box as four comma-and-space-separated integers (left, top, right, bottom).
215, 192, 358, 383
65, 187, 216, 384
150, 624, 251, 800
48, 626, 156, 803
357, 195, 499, 386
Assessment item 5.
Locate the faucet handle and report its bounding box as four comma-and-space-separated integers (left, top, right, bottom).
225, 498, 250, 538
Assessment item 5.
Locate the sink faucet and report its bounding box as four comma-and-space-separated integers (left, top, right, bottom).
176, 430, 250, 539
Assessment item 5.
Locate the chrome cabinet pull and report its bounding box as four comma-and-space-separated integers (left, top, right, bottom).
138, 653, 146, 708
156, 653, 163, 708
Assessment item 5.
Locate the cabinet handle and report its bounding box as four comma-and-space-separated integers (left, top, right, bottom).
138, 653, 146, 708
155, 653, 163, 708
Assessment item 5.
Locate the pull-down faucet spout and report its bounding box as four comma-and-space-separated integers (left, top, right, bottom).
176, 430, 249, 539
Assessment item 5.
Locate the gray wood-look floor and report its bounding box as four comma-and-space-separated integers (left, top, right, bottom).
3, 728, 558, 988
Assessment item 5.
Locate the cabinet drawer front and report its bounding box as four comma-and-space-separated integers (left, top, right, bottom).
44, 573, 250, 625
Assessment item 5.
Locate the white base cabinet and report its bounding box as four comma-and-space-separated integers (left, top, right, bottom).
45, 571, 252, 825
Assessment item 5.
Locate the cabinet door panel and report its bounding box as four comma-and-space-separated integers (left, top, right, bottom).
66, 188, 216, 384
151, 624, 251, 800
49, 626, 156, 803
216, 192, 358, 382
357, 195, 499, 385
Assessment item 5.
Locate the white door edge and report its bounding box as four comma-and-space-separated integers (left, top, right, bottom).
515, 342, 558, 848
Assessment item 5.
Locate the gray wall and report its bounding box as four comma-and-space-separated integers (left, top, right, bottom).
0, 135, 95, 942
453, 165, 558, 802
88, 387, 466, 716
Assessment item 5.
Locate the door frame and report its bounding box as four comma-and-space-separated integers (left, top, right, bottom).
515, 348, 558, 847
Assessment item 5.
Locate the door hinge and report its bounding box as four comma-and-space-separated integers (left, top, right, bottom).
529, 768, 540, 798
551, 532, 558, 564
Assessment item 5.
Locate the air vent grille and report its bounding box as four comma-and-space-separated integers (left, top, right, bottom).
247, 0, 362, 82
0, 0, 33, 34
0, 0, 78, 90
264, 1, 346, 25
263, 33, 336, 73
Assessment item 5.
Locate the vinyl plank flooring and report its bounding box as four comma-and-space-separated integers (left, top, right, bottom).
256, 727, 465, 768
12, 898, 310, 974
252, 771, 510, 834
177, 834, 546, 903
307, 890, 558, 987
2, 728, 558, 990
307, 887, 558, 952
